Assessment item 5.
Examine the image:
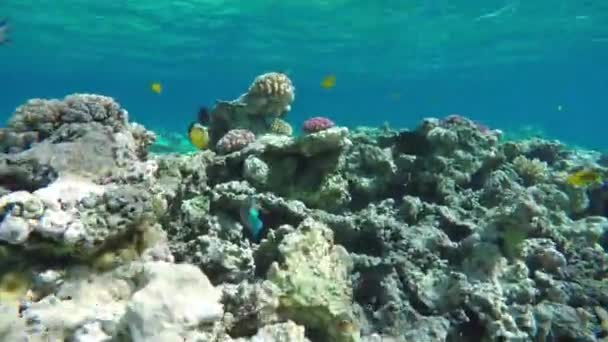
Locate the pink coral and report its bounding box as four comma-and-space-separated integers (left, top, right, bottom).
441, 114, 495, 135
216, 129, 256, 154
302, 116, 335, 134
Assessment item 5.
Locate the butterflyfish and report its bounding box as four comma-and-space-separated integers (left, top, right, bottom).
187, 123, 210, 150
566, 169, 603, 187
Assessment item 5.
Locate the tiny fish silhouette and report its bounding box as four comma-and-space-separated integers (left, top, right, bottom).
320, 74, 336, 89
0, 19, 10, 45
197, 106, 210, 125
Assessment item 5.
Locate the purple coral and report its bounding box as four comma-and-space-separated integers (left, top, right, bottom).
441, 114, 495, 135
216, 129, 255, 154
302, 116, 335, 134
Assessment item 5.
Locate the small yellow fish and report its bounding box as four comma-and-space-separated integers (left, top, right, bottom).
320, 74, 336, 89
150, 82, 162, 94
187, 123, 210, 150
388, 92, 401, 101
566, 169, 602, 187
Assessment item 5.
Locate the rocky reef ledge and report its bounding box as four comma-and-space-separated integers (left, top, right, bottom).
0, 76, 608, 342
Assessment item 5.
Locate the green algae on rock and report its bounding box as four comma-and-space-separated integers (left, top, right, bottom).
267, 218, 360, 342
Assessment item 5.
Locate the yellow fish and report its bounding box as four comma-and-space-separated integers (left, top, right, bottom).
150, 82, 162, 94
320, 74, 336, 89
566, 169, 603, 187
388, 92, 401, 101
187, 123, 210, 150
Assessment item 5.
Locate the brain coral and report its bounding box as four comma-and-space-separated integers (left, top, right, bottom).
245, 72, 295, 117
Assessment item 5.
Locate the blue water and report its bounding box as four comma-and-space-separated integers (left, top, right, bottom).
1, 1, 608, 149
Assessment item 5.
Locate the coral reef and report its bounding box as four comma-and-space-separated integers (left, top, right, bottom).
1, 73, 608, 341
208, 72, 296, 146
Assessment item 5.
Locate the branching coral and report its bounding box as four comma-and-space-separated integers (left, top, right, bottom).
512, 156, 549, 186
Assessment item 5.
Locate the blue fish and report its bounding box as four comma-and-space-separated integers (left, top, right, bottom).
239, 196, 264, 241
0, 19, 9, 45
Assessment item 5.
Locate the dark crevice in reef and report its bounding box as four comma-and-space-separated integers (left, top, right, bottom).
465, 155, 504, 191
447, 307, 487, 342
252, 214, 303, 277
349, 227, 385, 257
392, 130, 433, 157
0, 164, 56, 192
386, 182, 408, 202
587, 186, 608, 219
439, 220, 474, 243
206, 159, 246, 187
347, 185, 374, 212
226, 320, 257, 339
404, 178, 443, 205
347, 181, 407, 212
303, 326, 328, 342
353, 264, 394, 313
467, 168, 489, 191
392, 262, 435, 317
257, 209, 302, 236
524, 144, 566, 166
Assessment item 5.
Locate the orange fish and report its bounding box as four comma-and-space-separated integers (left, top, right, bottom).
320, 74, 336, 89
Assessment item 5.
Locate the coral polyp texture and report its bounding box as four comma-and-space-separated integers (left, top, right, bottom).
216, 128, 256, 154
1, 77, 608, 342
269, 118, 293, 136
302, 116, 336, 134
246, 72, 295, 114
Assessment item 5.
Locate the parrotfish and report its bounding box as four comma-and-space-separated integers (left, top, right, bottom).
239, 196, 263, 241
